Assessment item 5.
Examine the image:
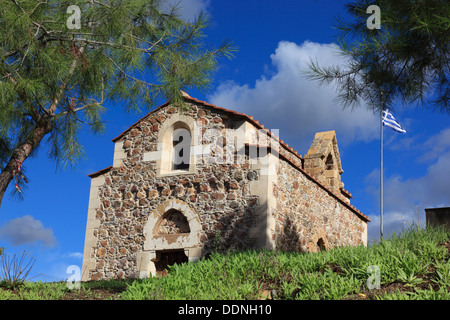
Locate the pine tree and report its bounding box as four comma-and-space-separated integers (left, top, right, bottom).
307, 0, 449, 113
0, 0, 234, 206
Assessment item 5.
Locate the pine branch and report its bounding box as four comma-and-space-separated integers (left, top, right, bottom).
0, 0, 236, 205
46, 45, 85, 116
103, 53, 159, 88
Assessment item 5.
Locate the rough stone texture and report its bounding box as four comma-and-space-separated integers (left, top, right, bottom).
81, 95, 369, 281
156, 210, 191, 235
83, 101, 262, 280
273, 159, 367, 253
304, 130, 348, 201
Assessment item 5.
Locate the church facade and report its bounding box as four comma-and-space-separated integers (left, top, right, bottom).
81, 92, 369, 281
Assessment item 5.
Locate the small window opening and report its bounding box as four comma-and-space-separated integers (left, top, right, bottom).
172, 128, 191, 171
316, 238, 326, 252
325, 154, 334, 170
154, 250, 188, 276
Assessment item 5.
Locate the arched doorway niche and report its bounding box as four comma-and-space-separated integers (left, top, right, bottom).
137, 199, 202, 277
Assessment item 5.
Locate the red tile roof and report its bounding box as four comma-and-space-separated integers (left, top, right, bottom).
88, 165, 112, 178
111, 93, 304, 162
245, 144, 369, 222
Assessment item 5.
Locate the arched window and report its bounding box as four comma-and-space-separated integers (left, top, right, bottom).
307, 229, 329, 253
172, 127, 191, 171
156, 114, 196, 176
325, 153, 334, 170
155, 209, 191, 235
316, 238, 326, 252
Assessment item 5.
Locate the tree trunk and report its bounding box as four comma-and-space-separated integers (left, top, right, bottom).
0, 46, 82, 208
0, 122, 52, 207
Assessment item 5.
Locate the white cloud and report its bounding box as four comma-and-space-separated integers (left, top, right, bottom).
208, 40, 378, 152
419, 127, 450, 163
62, 252, 83, 259
0, 215, 56, 248
385, 150, 450, 210
367, 212, 414, 242
28, 251, 84, 282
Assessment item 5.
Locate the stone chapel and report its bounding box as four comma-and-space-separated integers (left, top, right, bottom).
81, 92, 370, 281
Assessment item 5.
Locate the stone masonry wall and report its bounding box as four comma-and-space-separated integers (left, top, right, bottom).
83, 98, 368, 281
85, 102, 262, 280
273, 159, 367, 253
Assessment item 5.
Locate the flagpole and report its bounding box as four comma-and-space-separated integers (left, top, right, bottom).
380, 107, 384, 239
379, 106, 406, 240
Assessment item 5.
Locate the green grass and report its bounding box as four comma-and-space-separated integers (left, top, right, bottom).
120, 225, 450, 300
1, 225, 449, 300
0, 277, 133, 300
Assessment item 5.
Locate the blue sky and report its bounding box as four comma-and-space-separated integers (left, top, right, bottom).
1, 0, 449, 282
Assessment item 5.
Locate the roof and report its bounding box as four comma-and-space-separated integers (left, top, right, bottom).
88, 165, 112, 178
245, 144, 368, 222
112, 92, 304, 163
93, 92, 370, 223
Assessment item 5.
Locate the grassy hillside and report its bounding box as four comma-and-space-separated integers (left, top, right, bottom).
121, 226, 450, 300
1, 226, 449, 300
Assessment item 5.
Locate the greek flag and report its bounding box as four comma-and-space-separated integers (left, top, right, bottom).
382, 110, 406, 133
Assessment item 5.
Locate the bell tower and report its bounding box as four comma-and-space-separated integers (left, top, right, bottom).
304, 131, 346, 200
